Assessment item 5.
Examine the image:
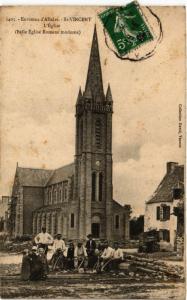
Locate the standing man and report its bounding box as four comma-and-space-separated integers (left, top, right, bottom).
86, 234, 97, 268
34, 227, 53, 255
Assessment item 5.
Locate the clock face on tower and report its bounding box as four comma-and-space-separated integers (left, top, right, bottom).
96, 160, 101, 167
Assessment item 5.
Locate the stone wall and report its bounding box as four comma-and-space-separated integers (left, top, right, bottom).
23, 186, 44, 235
144, 201, 178, 247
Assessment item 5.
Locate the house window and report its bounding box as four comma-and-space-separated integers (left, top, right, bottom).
156, 205, 170, 221
99, 173, 103, 202
70, 213, 75, 228
92, 172, 96, 201
95, 119, 102, 149
115, 215, 120, 229
159, 229, 170, 242
162, 205, 170, 221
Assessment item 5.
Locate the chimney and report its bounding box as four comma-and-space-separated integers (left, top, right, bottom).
167, 162, 178, 174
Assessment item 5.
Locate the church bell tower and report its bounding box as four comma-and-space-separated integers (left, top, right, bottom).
74, 26, 113, 239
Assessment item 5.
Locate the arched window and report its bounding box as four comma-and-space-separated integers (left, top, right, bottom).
54, 189, 57, 204
91, 215, 101, 238
60, 187, 63, 202
95, 119, 102, 149
70, 213, 75, 228
115, 215, 120, 229
37, 214, 42, 233
53, 214, 57, 235
99, 172, 103, 202
32, 214, 37, 235
92, 172, 96, 201
47, 214, 52, 234
42, 214, 46, 228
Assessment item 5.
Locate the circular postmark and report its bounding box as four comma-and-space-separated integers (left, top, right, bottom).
98, 2, 163, 62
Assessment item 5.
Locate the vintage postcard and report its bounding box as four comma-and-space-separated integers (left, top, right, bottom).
0, 4, 185, 299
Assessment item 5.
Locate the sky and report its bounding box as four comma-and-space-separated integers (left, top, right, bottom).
0, 6, 185, 216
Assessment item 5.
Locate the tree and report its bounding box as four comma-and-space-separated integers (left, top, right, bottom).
130, 215, 144, 239
173, 198, 184, 236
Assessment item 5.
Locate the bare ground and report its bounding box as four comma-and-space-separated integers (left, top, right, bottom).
0, 254, 185, 299
1, 273, 185, 299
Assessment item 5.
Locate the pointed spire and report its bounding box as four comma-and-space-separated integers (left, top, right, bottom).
106, 84, 113, 102
76, 87, 82, 103
84, 25, 104, 101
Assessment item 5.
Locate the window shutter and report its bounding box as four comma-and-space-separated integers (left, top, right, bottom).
162, 205, 170, 221
156, 206, 160, 220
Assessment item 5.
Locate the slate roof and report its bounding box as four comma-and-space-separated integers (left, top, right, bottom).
146, 164, 184, 204
46, 163, 74, 185
16, 167, 53, 187
16, 162, 74, 187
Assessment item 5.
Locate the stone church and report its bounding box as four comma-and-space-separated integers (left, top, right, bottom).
10, 27, 131, 241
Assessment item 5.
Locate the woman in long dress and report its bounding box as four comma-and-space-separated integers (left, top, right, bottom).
21, 249, 30, 281
29, 246, 44, 281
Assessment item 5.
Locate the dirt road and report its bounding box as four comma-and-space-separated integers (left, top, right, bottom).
1, 273, 185, 299
0, 253, 185, 299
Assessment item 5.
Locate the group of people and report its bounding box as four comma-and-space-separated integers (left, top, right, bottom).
21, 227, 124, 281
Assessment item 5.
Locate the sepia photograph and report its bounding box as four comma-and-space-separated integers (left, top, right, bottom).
0, 4, 185, 299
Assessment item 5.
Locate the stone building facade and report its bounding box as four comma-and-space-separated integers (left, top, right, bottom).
10, 27, 131, 241
144, 162, 184, 249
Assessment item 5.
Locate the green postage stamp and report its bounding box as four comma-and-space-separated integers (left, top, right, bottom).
98, 1, 154, 56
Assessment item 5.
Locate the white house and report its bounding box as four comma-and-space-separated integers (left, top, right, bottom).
144, 162, 184, 250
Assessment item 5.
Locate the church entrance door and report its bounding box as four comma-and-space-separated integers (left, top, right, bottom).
92, 223, 100, 238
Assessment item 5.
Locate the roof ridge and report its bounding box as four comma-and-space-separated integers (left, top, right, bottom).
53, 162, 74, 171
46, 162, 75, 186
17, 166, 53, 171
146, 165, 184, 204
